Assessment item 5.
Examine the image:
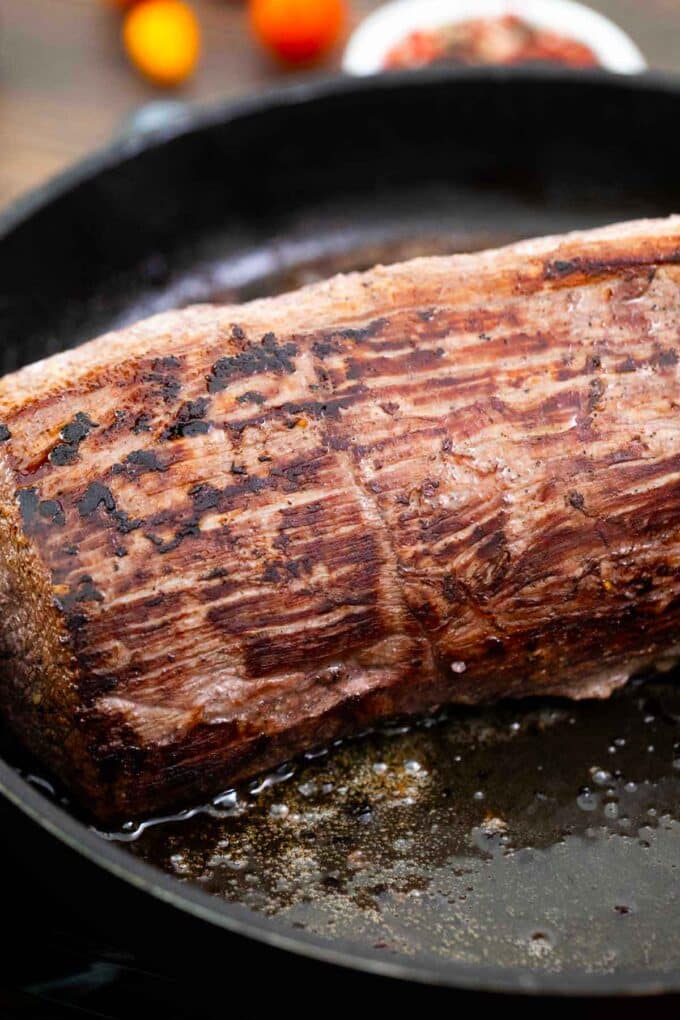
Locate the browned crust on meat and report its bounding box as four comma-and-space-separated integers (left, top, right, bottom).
0, 458, 103, 802
2, 216, 680, 821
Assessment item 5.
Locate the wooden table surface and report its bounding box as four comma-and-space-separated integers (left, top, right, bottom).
1, 0, 679, 210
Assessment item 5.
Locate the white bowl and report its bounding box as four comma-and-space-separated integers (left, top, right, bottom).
343, 0, 646, 76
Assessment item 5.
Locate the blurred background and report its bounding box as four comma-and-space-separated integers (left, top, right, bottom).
2, 0, 680, 209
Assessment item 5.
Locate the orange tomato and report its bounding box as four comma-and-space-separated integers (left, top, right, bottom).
123, 1, 200, 87
249, 0, 346, 64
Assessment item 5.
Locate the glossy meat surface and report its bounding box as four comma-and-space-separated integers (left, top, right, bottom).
1, 217, 680, 820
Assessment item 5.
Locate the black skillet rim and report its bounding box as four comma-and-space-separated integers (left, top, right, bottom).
1, 66, 680, 997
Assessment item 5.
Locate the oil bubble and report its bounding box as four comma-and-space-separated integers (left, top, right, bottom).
577, 789, 598, 811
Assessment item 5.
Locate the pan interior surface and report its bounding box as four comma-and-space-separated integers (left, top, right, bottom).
2, 71, 680, 992
126, 677, 680, 977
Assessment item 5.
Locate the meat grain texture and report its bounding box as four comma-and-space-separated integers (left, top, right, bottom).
1, 217, 680, 822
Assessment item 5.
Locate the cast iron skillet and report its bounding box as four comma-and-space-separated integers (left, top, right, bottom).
2, 68, 680, 1000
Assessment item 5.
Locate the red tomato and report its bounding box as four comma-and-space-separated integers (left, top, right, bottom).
249, 0, 347, 64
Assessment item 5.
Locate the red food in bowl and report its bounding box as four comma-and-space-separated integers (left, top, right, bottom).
384, 14, 598, 69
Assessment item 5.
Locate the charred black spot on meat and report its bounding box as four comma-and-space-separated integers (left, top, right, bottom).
143, 532, 166, 551
284, 559, 301, 579
312, 339, 339, 359
545, 250, 680, 284
75, 576, 104, 603
652, 346, 678, 369
17, 487, 39, 527
567, 491, 586, 511
223, 474, 268, 500
49, 412, 99, 466
196, 575, 239, 602
77, 482, 116, 517
322, 317, 389, 344
226, 415, 264, 437
144, 517, 200, 554
0, 425, 11, 442
421, 478, 440, 499
112, 510, 144, 534
141, 505, 212, 556
545, 259, 577, 279
282, 397, 349, 421
152, 356, 180, 370
261, 562, 282, 583
380, 401, 400, 416
64, 610, 88, 632
101, 410, 131, 437
267, 455, 324, 492
190, 483, 221, 512
236, 391, 265, 406
616, 356, 637, 373
142, 359, 182, 404
62, 412, 98, 445
132, 413, 153, 434
200, 567, 229, 581
49, 444, 78, 466
39, 499, 65, 525
122, 450, 168, 476
188, 469, 271, 514
74, 482, 142, 535
207, 333, 297, 393
162, 398, 211, 440
166, 419, 210, 439
231, 324, 246, 341
56, 576, 104, 612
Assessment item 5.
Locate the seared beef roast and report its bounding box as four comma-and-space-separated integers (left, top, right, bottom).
1, 218, 680, 821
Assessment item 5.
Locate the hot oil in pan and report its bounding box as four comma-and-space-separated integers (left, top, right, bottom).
124, 676, 680, 975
